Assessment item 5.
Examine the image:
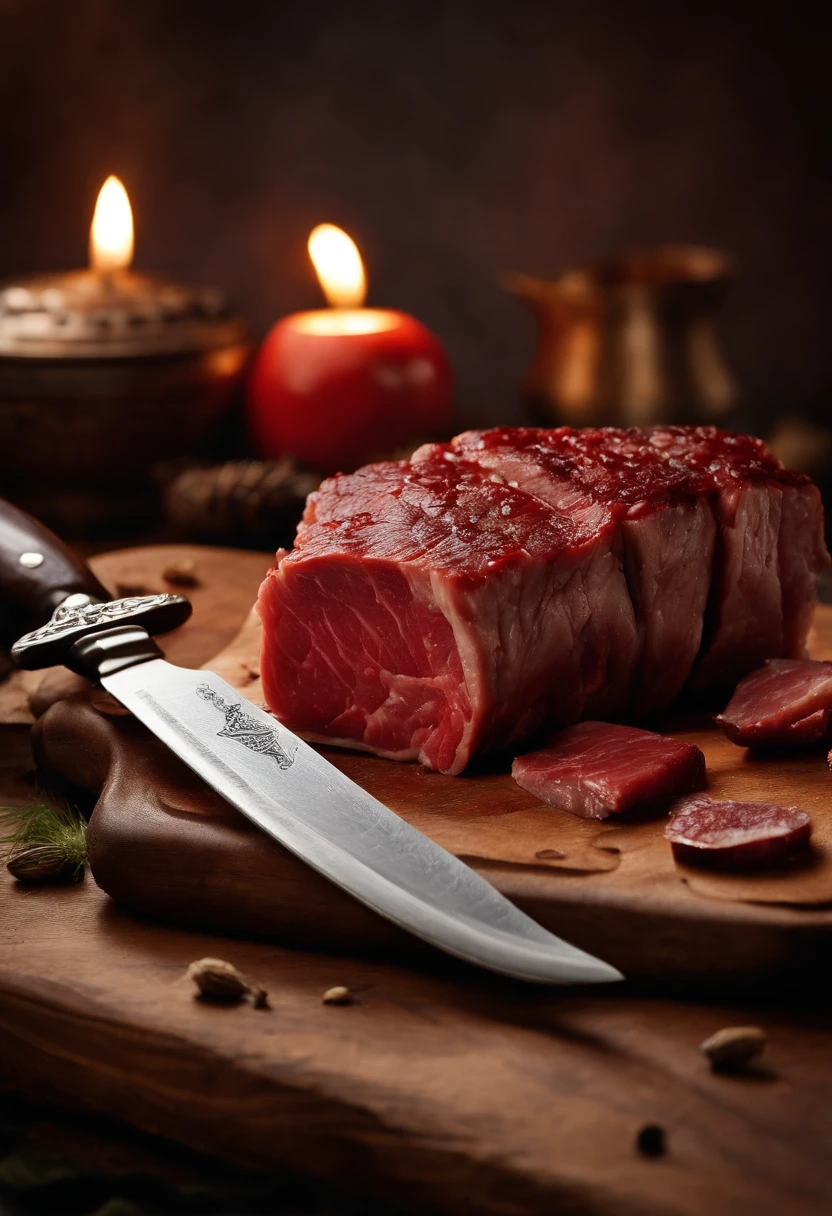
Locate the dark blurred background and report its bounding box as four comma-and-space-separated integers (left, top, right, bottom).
0, 0, 829, 427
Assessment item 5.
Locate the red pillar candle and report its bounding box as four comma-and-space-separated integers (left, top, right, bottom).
247, 225, 452, 473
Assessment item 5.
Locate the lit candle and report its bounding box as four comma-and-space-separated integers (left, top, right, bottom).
89, 175, 135, 274
0, 176, 248, 534
247, 224, 452, 472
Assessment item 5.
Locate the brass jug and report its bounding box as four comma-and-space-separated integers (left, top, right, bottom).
505, 245, 740, 428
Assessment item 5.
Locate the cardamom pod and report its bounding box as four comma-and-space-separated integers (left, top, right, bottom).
700, 1025, 766, 1071
186, 957, 267, 1008
322, 985, 353, 1005
7, 846, 80, 883
163, 558, 200, 588
115, 580, 149, 597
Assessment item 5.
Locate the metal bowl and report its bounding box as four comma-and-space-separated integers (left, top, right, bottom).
0, 269, 250, 534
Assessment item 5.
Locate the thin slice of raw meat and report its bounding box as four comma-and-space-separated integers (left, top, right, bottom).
715, 659, 832, 747
666, 797, 812, 868
780, 709, 831, 744
511, 721, 707, 820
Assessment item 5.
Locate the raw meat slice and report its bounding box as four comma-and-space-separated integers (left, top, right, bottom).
607, 428, 820, 691
666, 797, 812, 868
615, 504, 715, 714
619, 428, 791, 692
714, 659, 832, 747
417, 425, 823, 711
415, 430, 711, 715
511, 722, 707, 820
778, 483, 829, 655
688, 482, 783, 692
777, 709, 831, 744
259, 426, 827, 774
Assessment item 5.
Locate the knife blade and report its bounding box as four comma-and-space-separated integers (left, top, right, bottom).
101, 658, 622, 983
4, 499, 623, 985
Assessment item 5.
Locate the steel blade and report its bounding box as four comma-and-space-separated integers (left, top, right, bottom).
103, 660, 623, 985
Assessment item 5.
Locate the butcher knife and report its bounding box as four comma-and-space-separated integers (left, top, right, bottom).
2, 499, 622, 986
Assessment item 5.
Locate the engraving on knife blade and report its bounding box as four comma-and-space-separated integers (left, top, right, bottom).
196, 684, 297, 770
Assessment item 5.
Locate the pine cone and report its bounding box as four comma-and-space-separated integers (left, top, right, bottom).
162, 459, 321, 547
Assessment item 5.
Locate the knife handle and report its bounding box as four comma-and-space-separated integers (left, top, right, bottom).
0, 497, 111, 651
12, 592, 194, 674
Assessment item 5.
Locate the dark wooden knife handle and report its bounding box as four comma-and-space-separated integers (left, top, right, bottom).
0, 497, 110, 650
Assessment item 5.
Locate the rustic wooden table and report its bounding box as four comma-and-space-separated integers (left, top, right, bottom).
1, 546, 830, 1216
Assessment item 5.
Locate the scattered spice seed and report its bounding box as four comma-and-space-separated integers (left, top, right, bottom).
115, 580, 150, 598
700, 1025, 766, 1072
187, 957, 248, 1002
636, 1124, 666, 1157
163, 558, 200, 588
7, 845, 80, 883
186, 957, 268, 1008
322, 985, 353, 1005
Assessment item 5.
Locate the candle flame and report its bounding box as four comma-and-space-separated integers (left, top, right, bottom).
308, 224, 366, 308
90, 176, 134, 272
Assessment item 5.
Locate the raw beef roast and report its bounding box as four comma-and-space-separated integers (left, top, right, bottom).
715, 659, 832, 747
511, 722, 706, 820
257, 427, 828, 775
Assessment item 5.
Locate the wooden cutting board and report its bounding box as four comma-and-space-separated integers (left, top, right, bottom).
20, 544, 832, 987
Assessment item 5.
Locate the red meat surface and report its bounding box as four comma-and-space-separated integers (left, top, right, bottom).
258, 455, 636, 773
421, 427, 827, 703
715, 659, 832, 747
511, 722, 706, 820
665, 797, 812, 868
258, 426, 828, 774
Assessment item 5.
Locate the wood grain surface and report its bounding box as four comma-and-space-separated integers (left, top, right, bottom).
2, 545, 831, 1215
23, 545, 832, 987
1, 871, 831, 1216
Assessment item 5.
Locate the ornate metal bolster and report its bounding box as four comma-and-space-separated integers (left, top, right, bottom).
67, 625, 164, 681
12, 593, 193, 671
197, 684, 297, 770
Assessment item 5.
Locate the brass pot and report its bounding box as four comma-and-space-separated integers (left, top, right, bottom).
0, 269, 250, 534
505, 245, 740, 428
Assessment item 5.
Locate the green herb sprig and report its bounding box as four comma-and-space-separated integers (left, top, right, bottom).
0, 798, 87, 883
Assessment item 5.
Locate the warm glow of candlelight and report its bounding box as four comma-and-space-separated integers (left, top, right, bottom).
90, 176, 134, 272
292, 308, 399, 336
308, 223, 366, 308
